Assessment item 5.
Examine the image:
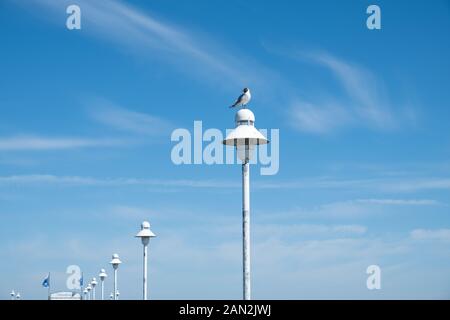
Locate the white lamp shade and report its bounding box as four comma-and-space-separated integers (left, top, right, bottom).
99, 269, 107, 279
110, 253, 122, 266
135, 221, 156, 238
223, 125, 269, 146
223, 109, 269, 147
223, 109, 268, 162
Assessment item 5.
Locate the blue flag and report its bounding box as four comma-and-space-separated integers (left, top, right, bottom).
79, 273, 83, 287
42, 273, 50, 288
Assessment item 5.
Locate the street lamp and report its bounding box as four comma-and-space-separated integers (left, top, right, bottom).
10, 290, 15, 300
109, 292, 114, 300
83, 288, 88, 300
110, 253, 121, 301
116, 290, 120, 300
135, 221, 156, 300
91, 278, 98, 300
16, 292, 21, 300
99, 269, 107, 300
223, 108, 269, 300
86, 284, 92, 300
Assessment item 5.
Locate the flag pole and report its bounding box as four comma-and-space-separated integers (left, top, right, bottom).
48, 272, 51, 300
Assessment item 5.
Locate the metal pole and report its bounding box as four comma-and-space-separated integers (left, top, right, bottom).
101, 280, 104, 300
48, 273, 51, 300
242, 160, 251, 300
143, 244, 148, 300
92, 286, 96, 300
114, 269, 117, 301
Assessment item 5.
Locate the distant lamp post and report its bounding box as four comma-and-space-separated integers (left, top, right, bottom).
16, 292, 21, 300
86, 284, 92, 300
110, 253, 122, 301
116, 290, 120, 300
10, 290, 15, 300
91, 278, 98, 300
83, 288, 88, 300
135, 221, 156, 300
223, 108, 269, 300
99, 269, 108, 300
109, 292, 114, 300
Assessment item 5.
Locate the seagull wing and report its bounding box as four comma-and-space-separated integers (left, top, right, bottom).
229, 93, 245, 108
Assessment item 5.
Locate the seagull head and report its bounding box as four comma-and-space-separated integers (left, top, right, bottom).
243, 88, 249, 93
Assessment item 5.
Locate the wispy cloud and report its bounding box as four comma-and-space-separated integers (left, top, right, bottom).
5, 224, 447, 299
0, 135, 124, 151
1, 174, 449, 194
0, 98, 174, 152
286, 51, 398, 134
17, 1, 415, 136
253, 223, 367, 238
23, 0, 265, 88
313, 52, 394, 128
410, 229, 450, 242
0, 174, 238, 188
289, 100, 350, 134
88, 99, 174, 135
354, 199, 440, 206
258, 198, 443, 221
20, 0, 411, 137
256, 176, 450, 193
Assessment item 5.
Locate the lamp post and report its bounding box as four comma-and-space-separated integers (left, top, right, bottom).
16, 292, 21, 300
116, 290, 120, 300
10, 290, 15, 300
83, 288, 88, 300
223, 108, 269, 300
86, 284, 91, 300
99, 269, 107, 300
110, 253, 121, 300
109, 292, 114, 300
135, 221, 156, 300
91, 278, 98, 300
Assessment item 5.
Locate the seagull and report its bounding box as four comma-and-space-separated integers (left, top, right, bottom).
229, 88, 251, 108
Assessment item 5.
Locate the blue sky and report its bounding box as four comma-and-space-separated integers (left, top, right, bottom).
0, 0, 449, 299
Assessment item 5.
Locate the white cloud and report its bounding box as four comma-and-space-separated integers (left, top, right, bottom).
0, 99, 174, 152
355, 199, 440, 206
312, 200, 373, 218
1, 174, 449, 195
0, 174, 239, 188
410, 229, 450, 242
0, 174, 102, 185
16, 1, 414, 136
3, 211, 449, 299
257, 197, 443, 221
289, 101, 350, 134
253, 224, 367, 238
314, 52, 394, 129
24, 0, 265, 88
388, 178, 450, 192
89, 101, 173, 135
289, 52, 397, 134
0, 136, 124, 150
255, 176, 450, 193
